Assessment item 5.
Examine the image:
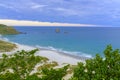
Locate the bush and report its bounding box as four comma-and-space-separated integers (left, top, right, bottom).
0, 49, 48, 80
71, 45, 120, 80
0, 49, 68, 80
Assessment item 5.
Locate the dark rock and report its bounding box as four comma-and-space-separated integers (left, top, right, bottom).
19, 32, 27, 34
64, 31, 68, 34
55, 28, 60, 33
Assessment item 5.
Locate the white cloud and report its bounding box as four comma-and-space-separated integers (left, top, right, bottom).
0, 1, 48, 12
52, 7, 80, 16
0, 3, 14, 9
0, 3, 21, 12
31, 4, 47, 9
0, 3, 8, 8
0, 19, 96, 27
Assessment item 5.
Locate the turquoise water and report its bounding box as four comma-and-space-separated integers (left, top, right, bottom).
3, 27, 120, 58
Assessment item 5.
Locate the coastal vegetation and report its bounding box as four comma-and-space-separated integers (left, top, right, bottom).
0, 40, 17, 52
0, 24, 19, 52
0, 45, 120, 80
0, 24, 19, 34
71, 45, 120, 80
0, 49, 68, 80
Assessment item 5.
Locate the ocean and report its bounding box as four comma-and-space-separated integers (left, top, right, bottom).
2, 27, 120, 58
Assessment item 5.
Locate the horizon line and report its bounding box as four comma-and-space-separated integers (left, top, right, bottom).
0, 19, 97, 27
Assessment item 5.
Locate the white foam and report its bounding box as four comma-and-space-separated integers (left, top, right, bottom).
5, 44, 84, 65
0, 35, 9, 41
0, 41, 87, 65
35, 45, 92, 58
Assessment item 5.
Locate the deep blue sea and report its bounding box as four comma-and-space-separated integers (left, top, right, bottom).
3, 27, 120, 58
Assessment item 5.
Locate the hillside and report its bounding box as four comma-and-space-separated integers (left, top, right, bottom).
0, 40, 17, 52
0, 24, 19, 34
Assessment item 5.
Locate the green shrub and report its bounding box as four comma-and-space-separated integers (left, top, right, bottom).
71, 45, 120, 80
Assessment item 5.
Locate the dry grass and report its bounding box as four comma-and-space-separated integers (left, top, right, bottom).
0, 40, 17, 52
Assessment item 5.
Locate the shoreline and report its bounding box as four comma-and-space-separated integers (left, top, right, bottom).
16, 44, 90, 65
39, 49, 90, 61
0, 43, 90, 65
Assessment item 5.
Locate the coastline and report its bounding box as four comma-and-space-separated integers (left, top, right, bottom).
39, 49, 90, 62
17, 44, 87, 65
0, 43, 89, 65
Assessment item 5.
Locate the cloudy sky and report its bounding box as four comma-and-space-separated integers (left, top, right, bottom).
0, 0, 120, 26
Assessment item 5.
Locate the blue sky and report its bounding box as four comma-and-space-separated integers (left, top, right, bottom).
0, 0, 120, 26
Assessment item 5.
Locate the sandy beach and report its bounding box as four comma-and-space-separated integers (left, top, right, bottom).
0, 43, 87, 65
17, 44, 87, 65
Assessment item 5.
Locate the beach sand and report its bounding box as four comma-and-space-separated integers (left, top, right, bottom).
0, 43, 87, 65
0, 42, 89, 65
16, 44, 86, 65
